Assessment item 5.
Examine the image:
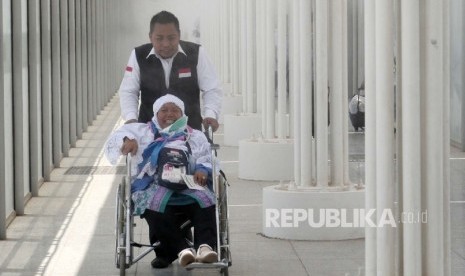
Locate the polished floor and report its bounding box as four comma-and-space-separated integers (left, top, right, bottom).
0, 95, 464, 275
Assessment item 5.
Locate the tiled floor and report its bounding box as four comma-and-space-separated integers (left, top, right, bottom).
0, 95, 464, 275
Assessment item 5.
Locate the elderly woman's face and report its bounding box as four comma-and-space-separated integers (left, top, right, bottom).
157, 102, 182, 129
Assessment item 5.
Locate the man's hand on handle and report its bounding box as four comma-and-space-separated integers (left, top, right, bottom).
202, 117, 219, 132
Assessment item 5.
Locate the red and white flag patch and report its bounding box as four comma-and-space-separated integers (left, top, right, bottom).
178, 67, 191, 78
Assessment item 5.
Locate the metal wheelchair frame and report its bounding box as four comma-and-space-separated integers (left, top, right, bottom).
114, 126, 231, 275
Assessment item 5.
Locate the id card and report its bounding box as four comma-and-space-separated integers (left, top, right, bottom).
161, 164, 186, 183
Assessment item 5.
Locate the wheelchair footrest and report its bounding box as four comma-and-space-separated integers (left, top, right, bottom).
184, 260, 229, 270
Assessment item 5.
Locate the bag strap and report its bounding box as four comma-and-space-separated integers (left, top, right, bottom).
185, 140, 192, 155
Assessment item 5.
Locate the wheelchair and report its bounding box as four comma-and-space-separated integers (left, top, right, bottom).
114, 127, 231, 275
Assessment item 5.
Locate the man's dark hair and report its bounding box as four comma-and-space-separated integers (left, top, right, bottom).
150, 11, 180, 34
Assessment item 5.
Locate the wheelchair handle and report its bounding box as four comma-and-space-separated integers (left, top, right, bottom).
126, 154, 132, 180
205, 125, 214, 143
205, 125, 220, 153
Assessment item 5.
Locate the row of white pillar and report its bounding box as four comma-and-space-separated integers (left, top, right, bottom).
202, 1, 452, 272
202, 0, 350, 187
0, 0, 126, 239
365, 0, 451, 275
205, 0, 452, 274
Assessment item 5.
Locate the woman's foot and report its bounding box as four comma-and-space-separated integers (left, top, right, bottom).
178, 248, 196, 267
196, 244, 218, 263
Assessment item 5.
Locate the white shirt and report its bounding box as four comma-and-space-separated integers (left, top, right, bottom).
119, 44, 223, 122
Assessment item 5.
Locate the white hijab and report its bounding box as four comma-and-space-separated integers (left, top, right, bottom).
151, 94, 187, 132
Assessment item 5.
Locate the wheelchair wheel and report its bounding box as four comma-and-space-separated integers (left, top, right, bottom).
116, 177, 127, 275
119, 248, 126, 276
220, 267, 229, 276
218, 174, 231, 266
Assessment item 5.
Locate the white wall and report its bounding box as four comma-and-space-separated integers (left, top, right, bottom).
450, 0, 463, 145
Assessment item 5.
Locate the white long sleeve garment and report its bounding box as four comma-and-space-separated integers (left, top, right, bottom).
104, 123, 215, 177
119, 44, 222, 122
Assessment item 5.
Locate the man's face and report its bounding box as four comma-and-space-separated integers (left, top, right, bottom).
150, 23, 180, 59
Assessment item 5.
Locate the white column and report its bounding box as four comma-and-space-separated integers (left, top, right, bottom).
357, 0, 364, 87
95, 0, 100, 112
12, 0, 30, 215
364, 0, 377, 274
246, 0, 256, 113
442, 2, 451, 275
41, 0, 53, 178
69, 0, 77, 147
28, 0, 43, 197
277, 0, 287, 139
315, 0, 328, 187
257, 0, 266, 124
265, 0, 276, 139
81, 0, 88, 131
0, 0, 14, 239
75, 0, 83, 138
91, 1, 97, 119
230, 0, 238, 95
51, 0, 62, 166
240, 0, 248, 111
107, 0, 113, 97
220, 0, 230, 84
401, 1, 421, 274
60, 0, 70, 155
375, 0, 395, 274
102, 0, 107, 102
348, 0, 357, 95
342, 0, 350, 186
211, 0, 221, 70
462, 0, 465, 151
90, 1, 96, 121
394, 0, 404, 271
421, 1, 445, 274
86, 0, 92, 122
291, 0, 301, 185
95, 1, 100, 115
329, 0, 344, 187
299, 0, 312, 186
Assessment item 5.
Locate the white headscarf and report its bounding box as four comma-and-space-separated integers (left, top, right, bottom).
152, 94, 185, 115
151, 94, 187, 133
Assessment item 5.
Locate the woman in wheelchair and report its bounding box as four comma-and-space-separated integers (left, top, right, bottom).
105, 94, 218, 268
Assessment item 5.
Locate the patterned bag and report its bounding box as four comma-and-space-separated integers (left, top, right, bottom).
157, 147, 191, 191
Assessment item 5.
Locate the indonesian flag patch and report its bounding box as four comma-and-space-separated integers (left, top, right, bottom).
178, 67, 192, 78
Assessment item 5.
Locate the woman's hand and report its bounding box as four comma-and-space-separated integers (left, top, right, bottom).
121, 137, 138, 156
194, 171, 208, 186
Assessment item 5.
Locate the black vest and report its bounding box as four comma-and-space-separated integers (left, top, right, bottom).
135, 41, 202, 130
